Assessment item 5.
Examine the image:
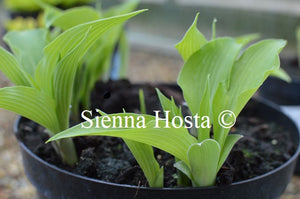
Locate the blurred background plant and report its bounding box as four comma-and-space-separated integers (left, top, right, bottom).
3, 0, 140, 121
4, 0, 93, 30
39, 0, 139, 120
4, 0, 93, 13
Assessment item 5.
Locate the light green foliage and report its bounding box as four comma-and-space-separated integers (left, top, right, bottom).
0, 10, 146, 166
271, 68, 291, 82
4, 29, 49, 77
175, 13, 207, 62
48, 113, 198, 164
297, 27, 300, 68
48, 14, 286, 187
123, 139, 164, 187
40, 1, 139, 117
188, 139, 220, 186
139, 89, 146, 114
100, 109, 164, 187
47, 7, 101, 30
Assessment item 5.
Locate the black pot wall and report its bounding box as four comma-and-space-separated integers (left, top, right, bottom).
258, 76, 300, 105
257, 62, 300, 174
15, 98, 300, 199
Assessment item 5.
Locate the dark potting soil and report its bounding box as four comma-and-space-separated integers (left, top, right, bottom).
16, 80, 296, 188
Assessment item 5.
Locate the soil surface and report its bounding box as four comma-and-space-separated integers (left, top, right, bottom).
0, 49, 300, 198
16, 80, 296, 188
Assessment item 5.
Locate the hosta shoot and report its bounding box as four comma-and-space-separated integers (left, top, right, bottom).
0, 9, 146, 166
48, 14, 286, 187
38, 0, 139, 119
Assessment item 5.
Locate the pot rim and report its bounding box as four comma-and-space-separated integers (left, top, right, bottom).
14, 97, 300, 191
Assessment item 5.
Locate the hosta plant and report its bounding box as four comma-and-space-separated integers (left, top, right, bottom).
37, 0, 139, 119
5, 0, 139, 117
48, 13, 286, 187
0, 9, 146, 166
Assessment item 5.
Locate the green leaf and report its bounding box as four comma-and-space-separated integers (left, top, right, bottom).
211, 18, 217, 40
296, 27, 300, 68
188, 139, 220, 187
235, 33, 260, 47
32, 0, 61, 28
175, 13, 207, 61
270, 68, 291, 82
4, 29, 49, 77
213, 39, 286, 147
0, 86, 59, 134
156, 89, 182, 121
75, 24, 124, 110
35, 9, 147, 94
107, 107, 163, 187
51, 7, 101, 31
153, 167, 164, 188
123, 139, 163, 187
103, 0, 140, 18
118, 30, 129, 78
0, 47, 31, 86
197, 76, 211, 142
174, 161, 192, 179
226, 39, 286, 116
48, 113, 197, 165
177, 38, 242, 117
139, 89, 147, 114
68, 1, 139, 113
53, 28, 89, 131
217, 134, 243, 171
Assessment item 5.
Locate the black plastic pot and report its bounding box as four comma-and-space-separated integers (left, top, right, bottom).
257, 58, 300, 174
14, 97, 300, 199
258, 76, 300, 105
258, 57, 300, 105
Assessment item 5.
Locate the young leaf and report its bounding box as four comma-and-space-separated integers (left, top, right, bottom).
211, 18, 217, 40
156, 89, 182, 120
235, 33, 260, 47
177, 38, 242, 117
175, 13, 207, 61
174, 161, 192, 180
119, 109, 163, 187
54, 29, 89, 130
4, 29, 49, 77
49, 7, 100, 31
139, 89, 147, 114
297, 27, 300, 68
35, 9, 147, 94
188, 139, 220, 187
0, 86, 59, 134
47, 113, 198, 166
217, 134, 243, 171
197, 76, 211, 142
0, 47, 31, 86
213, 39, 286, 147
270, 68, 291, 82
123, 139, 163, 187
118, 30, 130, 78
228, 39, 286, 115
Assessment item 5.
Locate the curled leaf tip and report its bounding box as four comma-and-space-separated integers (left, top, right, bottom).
211, 18, 217, 40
